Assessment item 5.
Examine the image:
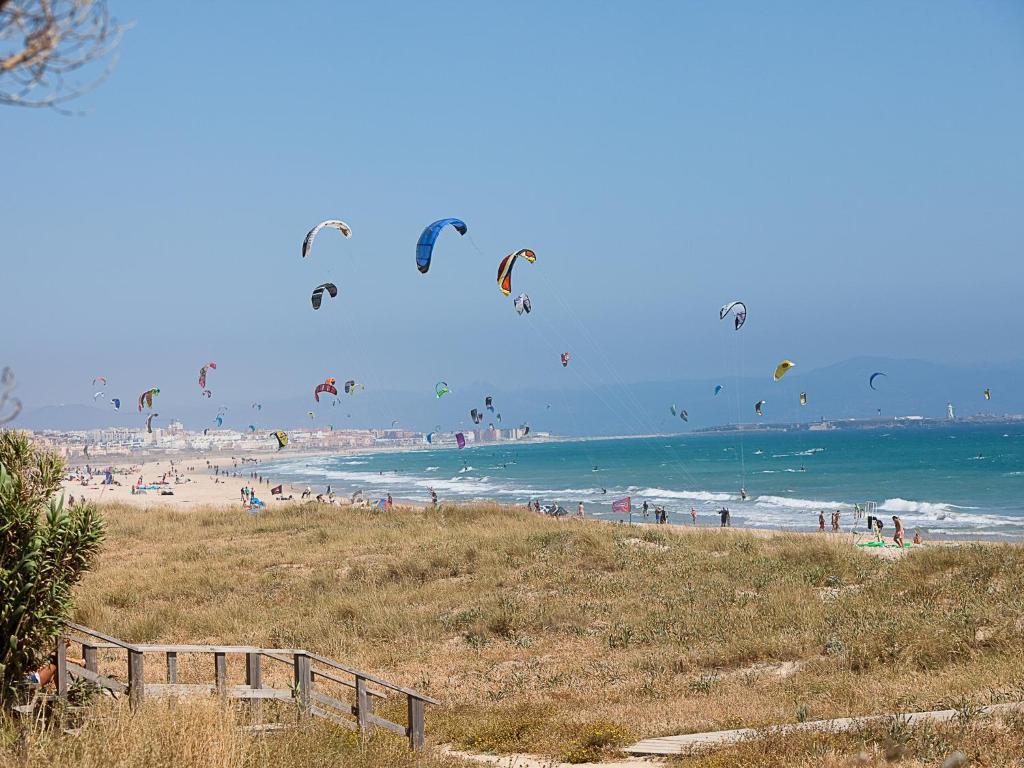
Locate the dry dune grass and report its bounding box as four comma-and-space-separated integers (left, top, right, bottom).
1, 698, 466, 768
5, 500, 1024, 765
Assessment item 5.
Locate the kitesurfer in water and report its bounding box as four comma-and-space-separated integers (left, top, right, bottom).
740, 487, 748, 501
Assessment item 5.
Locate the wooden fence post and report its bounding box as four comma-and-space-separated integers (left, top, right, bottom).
55, 638, 68, 697
245, 653, 262, 689
83, 644, 98, 673
128, 650, 145, 707
355, 676, 374, 736
407, 696, 425, 750
246, 652, 263, 722
214, 652, 227, 697
166, 651, 177, 683
293, 653, 311, 714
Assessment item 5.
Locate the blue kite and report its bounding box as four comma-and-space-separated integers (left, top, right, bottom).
416, 218, 467, 274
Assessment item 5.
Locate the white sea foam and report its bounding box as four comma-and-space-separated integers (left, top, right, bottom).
878, 498, 962, 517
754, 495, 852, 511
637, 488, 734, 502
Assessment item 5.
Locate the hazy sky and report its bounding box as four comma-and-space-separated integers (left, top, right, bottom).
2, 1, 1022, 417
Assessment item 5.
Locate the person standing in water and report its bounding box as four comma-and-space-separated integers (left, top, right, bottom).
818, 511, 826, 532
690, 506, 697, 525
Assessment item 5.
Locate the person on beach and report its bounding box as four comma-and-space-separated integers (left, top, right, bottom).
641, 500, 649, 519
817, 511, 825, 531
690, 506, 697, 525
386, 493, 393, 511
577, 501, 585, 518
719, 507, 729, 527
26, 640, 84, 688
430, 488, 438, 509
913, 530, 922, 545
892, 515, 904, 547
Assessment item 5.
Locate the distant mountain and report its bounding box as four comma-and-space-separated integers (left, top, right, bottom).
13, 357, 1024, 436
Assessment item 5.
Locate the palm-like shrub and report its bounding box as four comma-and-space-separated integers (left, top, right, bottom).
0, 430, 104, 705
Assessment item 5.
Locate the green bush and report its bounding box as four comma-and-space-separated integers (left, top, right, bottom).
0, 430, 104, 704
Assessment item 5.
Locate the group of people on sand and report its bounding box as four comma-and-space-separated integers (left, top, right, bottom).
240, 485, 263, 510
818, 510, 844, 532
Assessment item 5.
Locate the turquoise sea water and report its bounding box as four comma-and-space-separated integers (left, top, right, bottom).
262, 424, 1024, 538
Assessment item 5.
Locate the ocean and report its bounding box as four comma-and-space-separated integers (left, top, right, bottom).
260, 423, 1024, 538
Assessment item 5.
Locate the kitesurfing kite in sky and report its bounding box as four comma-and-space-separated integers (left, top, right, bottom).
496, 249, 536, 296
720, 301, 747, 330
773, 360, 795, 381
198, 362, 217, 392
869, 372, 887, 390
314, 380, 338, 402
311, 283, 338, 310
272, 430, 288, 450
302, 220, 352, 258
755, 400, 766, 416
561, 352, 571, 368
137, 388, 159, 412
435, 381, 450, 398
416, 218, 467, 274
514, 293, 532, 315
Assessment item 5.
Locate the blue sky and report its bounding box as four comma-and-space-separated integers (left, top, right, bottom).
2, 0, 1022, 420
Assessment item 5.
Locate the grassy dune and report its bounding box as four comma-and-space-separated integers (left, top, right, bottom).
6, 501, 1024, 766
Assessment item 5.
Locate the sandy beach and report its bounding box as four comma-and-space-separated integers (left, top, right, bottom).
61, 452, 313, 509
62, 451, 925, 560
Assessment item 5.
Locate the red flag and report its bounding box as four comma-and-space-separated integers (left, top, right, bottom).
271, 485, 282, 495
612, 496, 631, 514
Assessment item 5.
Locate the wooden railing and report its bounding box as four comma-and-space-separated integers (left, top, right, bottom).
58, 623, 439, 750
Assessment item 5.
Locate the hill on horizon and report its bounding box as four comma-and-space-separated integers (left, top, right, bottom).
11, 356, 1023, 436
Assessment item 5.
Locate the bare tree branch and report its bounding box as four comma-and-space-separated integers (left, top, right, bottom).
0, 368, 22, 425
0, 0, 125, 109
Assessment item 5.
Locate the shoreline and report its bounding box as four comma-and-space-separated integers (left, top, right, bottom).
60, 451, 1021, 551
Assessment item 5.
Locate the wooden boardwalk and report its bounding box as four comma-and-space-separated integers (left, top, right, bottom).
625, 702, 1024, 755
55, 623, 438, 750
